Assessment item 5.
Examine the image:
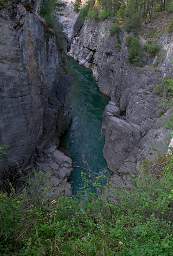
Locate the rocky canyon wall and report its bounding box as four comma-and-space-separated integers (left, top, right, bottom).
0, 0, 72, 195
69, 14, 173, 186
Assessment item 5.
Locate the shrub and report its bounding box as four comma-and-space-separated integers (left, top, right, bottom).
40, 0, 57, 27
74, 0, 81, 12
77, 0, 173, 32
127, 36, 143, 65
144, 42, 160, 57
166, 114, 173, 129
154, 78, 173, 98
110, 23, 121, 49
125, 1, 142, 33
154, 84, 163, 96
163, 78, 173, 97
167, 20, 173, 33
87, 8, 98, 20
110, 23, 121, 36
0, 0, 9, 9
79, 4, 90, 21
98, 9, 110, 21
166, 1, 173, 12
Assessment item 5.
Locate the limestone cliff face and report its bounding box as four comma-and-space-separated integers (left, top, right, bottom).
0, 1, 72, 194
69, 16, 173, 185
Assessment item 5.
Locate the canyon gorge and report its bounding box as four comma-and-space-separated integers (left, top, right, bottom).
0, 0, 173, 194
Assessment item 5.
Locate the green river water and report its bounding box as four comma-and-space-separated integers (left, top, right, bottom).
62, 58, 109, 194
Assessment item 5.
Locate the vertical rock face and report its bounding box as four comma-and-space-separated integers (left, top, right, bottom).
69, 17, 173, 185
56, 0, 79, 41
0, 1, 72, 194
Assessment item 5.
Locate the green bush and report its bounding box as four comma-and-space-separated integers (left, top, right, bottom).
40, 0, 57, 27
166, 114, 173, 129
98, 9, 110, 21
1, 157, 173, 255
154, 78, 173, 98
79, 4, 90, 21
110, 23, 121, 49
0, 0, 9, 9
167, 20, 173, 33
163, 78, 173, 97
110, 23, 121, 36
78, 0, 173, 32
74, 0, 81, 12
144, 42, 160, 57
166, 1, 173, 12
87, 8, 98, 20
154, 84, 164, 96
125, 12, 142, 32
127, 36, 143, 65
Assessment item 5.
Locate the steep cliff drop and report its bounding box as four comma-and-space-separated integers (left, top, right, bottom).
56, 0, 110, 193
0, 0, 72, 196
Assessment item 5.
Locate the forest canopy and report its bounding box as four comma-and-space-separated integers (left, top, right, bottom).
75, 0, 173, 30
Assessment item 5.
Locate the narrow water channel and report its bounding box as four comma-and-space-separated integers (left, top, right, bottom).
61, 58, 109, 194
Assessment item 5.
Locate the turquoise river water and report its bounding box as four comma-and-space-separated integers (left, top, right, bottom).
62, 58, 109, 194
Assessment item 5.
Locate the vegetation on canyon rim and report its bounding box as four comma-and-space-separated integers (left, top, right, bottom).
75, 0, 173, 64
75, 0, 173, 26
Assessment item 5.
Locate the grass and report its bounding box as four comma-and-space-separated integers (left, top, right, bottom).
1, 155, 173, 255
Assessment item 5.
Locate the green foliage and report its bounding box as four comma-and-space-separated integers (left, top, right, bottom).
125, 0, 142, 32
165, 115, 173, 129
156, 78, 173, 95
40, 0, 58, 27
79, 1, 94, 21
110, 23, 121, 36
110, 23, 121, 48
0, 0, 8, 9
74, 0, 81, 12
144, 42, 160, 57
163, 78, 173, 97
98, 9, 110, 20
87, 8, 98, 20
154, 78, 173, 129
166, 0, 173, 12
1, 161, 173, 255
167, 20, 173, 33
78, 0, 119, 21
78, 0, 172, 32
0, 145, 8, 159
154, 78, 173, 106
127, 36, 143, 65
